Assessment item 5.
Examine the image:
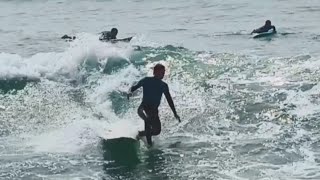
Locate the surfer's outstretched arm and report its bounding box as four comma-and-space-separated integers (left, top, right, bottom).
164, 87, 181, 122
127, 78, 145, 99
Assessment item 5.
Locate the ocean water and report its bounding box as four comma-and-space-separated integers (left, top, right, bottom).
1, 0, 320, 179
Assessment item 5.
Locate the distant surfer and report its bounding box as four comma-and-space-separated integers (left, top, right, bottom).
251, 20, 276, 34
127, 64, 181, 147
99, 28, 118, 42
61, 34, 76, 41
61, 27, 133, 43
61, 28, 118, 42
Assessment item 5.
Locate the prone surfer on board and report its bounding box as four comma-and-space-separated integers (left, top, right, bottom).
127, 64, 181, 147
251, 20, 276, 34
99, 28, 134, 43
61, 27, 134, 43
99, 28, 118, 42
61, 28, 119, 42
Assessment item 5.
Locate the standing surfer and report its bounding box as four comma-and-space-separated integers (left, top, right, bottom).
127, 64, 181, 146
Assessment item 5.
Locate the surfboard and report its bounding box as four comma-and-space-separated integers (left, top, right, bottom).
101, 137, 141, 166
111, 37, 133, 43
62, 35, 133, 43
100, 37, 133, 43
252, 30, 276, 39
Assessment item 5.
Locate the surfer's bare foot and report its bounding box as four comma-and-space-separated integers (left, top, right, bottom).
135, 134, 140, 140
146, 140, 153, 148
147, 143, 153, 148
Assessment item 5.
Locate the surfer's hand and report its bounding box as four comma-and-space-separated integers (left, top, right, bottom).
127, 92, 132, 100
175, 114, 181, 122
111, 39, 117, 43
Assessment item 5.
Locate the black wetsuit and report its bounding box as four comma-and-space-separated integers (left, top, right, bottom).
99, 31, 116, 41
61, 35, 76, 41
252, 25, 276, 34
130, 77, 177, 145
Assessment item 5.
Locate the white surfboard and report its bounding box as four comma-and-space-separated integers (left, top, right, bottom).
252, 29, 276, 39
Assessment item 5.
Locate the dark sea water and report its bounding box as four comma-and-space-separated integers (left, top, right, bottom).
1, 0, 320, 179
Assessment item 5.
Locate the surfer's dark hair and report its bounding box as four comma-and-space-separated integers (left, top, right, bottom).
154, 64, 165, 71
111, 28, 118, 33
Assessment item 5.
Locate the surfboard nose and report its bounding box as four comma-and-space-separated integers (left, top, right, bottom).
101, 137, 141, 167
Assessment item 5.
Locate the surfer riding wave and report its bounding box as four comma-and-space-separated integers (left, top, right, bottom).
127, 64, 181, 147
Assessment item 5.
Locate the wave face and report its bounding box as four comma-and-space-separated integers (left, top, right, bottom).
1, 0, 320, 179
1, 34, 320, 179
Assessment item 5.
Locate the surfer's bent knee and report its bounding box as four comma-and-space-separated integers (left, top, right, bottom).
152, 128, 161, 136
137, 105, 147, 121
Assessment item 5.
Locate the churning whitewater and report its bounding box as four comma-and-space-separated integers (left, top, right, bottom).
1, 0, 320, 179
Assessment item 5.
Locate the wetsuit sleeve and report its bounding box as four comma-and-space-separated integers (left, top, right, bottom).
164, 85, 177, 115
99, 32, 105, 40
99, 31, 110, 41
130, 78, 145, 92
252, 26, 265, 34
272, 26, 276, 32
